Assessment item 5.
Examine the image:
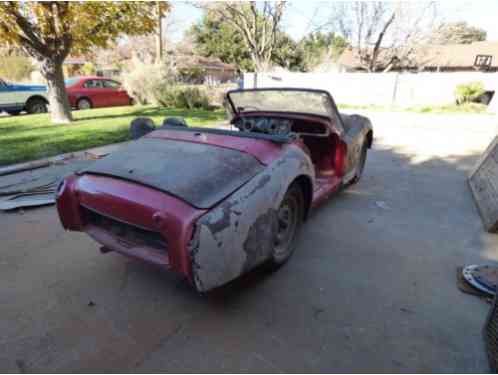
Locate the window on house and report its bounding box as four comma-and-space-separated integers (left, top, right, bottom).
474, 55, 493, 70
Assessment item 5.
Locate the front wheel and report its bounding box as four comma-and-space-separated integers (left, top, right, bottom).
26, 98, 48, 114
350, 142, 368, 185
269, 183, 304, 267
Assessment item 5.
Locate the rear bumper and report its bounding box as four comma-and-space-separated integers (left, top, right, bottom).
56, 174, 206, 283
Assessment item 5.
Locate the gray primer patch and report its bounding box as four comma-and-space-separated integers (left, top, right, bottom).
242, 208, 277, 271
192, 145, 314, 291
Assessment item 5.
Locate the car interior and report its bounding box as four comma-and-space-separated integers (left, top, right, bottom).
160, 113, 343, 184
232, 114, 340, 179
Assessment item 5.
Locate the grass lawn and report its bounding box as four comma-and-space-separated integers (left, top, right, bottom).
0, 105, 226, 166
338, 102, 491, 114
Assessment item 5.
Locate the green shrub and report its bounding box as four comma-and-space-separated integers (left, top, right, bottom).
178, 67, 206, 84
455, 81, 485, 104
155, 85, 210, 110
81, 62, 96, 76
0, 55, 33, 82
121, 61, 175, 105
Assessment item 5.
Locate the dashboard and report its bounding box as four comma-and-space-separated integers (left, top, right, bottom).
233, 116, 329, 137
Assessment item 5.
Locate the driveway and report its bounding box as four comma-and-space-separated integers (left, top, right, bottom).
1, 111, 498, 372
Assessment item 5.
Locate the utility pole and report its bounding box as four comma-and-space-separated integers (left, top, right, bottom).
156, 1, 163, 64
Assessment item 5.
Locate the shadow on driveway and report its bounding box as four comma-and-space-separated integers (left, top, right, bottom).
0, 140, 496, 372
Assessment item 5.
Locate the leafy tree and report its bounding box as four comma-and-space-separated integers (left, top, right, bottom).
0, 51, 33, 82
429, 22, 487, 45
196, 2, 286, 72
271, 32, 305, 71
0, 2, 167, 123
190, 12, 254, 71
298, 32, 348, 71
190, 10, 304, 72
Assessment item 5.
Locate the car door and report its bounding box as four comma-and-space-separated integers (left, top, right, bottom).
319, 92, 365, 179
0, 79, 22, 110
102, 80, 129, 106
82, 79, 106, 107
340, 114, 368, 179
0, 79, 11, 109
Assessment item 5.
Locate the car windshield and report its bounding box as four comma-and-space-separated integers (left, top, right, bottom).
228, 89, 334, 118
65, 78, 80, 87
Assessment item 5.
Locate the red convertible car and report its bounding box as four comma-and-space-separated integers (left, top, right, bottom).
65, 76, 133, 110
56, 88, 373, 292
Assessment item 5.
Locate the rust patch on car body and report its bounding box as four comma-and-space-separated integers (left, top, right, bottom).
242, 208, 277, 271
191, 145, 314, 291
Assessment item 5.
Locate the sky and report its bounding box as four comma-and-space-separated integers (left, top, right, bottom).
168, 0, 498, 42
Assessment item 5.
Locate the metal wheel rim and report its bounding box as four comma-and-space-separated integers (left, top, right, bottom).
79, 100, 90, 110
273, 194, 299, 259
32, 103, 46, 113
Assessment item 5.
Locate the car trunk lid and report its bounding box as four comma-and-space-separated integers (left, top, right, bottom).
79, 136, 265, 209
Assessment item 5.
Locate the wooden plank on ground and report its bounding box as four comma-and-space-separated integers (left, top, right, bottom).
0, 160, 50, 177
468, 135, 498, 233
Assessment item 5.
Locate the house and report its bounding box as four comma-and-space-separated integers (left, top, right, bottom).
63, 56, 88, 76
173, 53, 238, 84
338, 41, 498, 72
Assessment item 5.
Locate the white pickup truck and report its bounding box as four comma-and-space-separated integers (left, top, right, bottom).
0, 78, 49, 115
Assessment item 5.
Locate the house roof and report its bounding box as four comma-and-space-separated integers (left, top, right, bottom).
64, 56, 87, 65
338, 41, 498, 70
173, 53, 237, 72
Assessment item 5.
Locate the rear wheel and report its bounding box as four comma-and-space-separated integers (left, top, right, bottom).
26, 98, 48, 114
269, 183, 304, 267
6, 110, 21, 116
77, 98, 92, 110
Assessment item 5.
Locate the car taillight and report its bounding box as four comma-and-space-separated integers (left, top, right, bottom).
56, 179, 66, 197
335, 141, 347, 177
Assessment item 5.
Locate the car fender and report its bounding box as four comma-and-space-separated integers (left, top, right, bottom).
340, 114, 373, 182
0, 83, 48, 112
190, 144, 314, 292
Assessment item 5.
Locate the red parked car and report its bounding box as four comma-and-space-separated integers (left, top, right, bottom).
65, 76, 133, 110
56, 88, 373, 292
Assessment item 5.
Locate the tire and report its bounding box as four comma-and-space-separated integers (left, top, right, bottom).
350, 142, 368, 185
6, 110, 21, 116
77, 98, 92, 110
269, 183, 304, 267
25, 98, 48, 114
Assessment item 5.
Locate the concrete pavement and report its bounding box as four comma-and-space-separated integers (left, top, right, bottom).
1, 111, 497, 372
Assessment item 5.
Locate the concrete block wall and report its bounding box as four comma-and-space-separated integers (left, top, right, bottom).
244, 72, 498, 107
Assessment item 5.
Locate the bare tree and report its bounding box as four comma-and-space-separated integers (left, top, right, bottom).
197, 1, 286, 72
322, 2, 438, 72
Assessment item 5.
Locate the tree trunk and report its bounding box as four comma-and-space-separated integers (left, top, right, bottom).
155, 2, 163, 64
40, 58, 73, 124
252, 54, 270, 72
